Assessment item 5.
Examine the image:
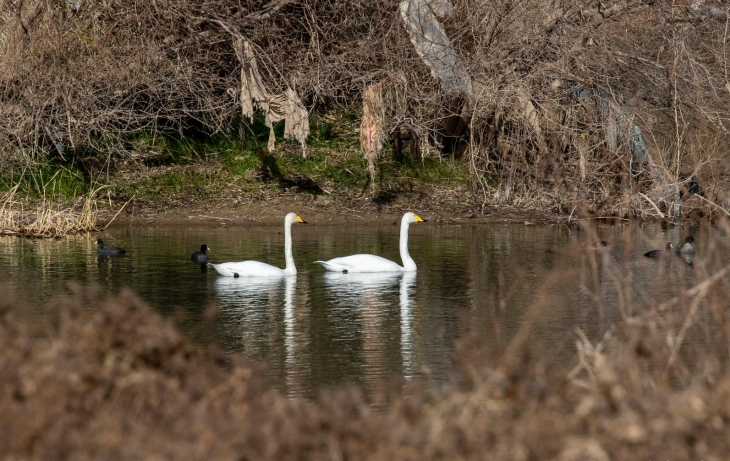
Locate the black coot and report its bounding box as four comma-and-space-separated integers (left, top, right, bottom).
96, 238, 126, 255
191, 244, 210, 263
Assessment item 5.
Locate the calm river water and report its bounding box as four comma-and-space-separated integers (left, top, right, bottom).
0, 217, 718, 400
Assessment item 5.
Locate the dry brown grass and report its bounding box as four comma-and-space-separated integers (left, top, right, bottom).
2, 221, 730, 459
0, 186, 98, 238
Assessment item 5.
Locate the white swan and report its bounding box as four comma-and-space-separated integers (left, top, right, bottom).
314, 212, 424, 273
212, 213, 306, 277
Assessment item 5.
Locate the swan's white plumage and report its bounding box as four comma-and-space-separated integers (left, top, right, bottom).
314, 212, 423, 273
212, 213, 305, 277
315, 255, 404, 273
212, 260, 289, 277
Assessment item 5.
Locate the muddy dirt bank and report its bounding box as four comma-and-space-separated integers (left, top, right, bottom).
99, 189, 565, 228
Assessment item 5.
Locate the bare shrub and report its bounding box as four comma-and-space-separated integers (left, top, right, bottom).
447, 0, 730, 216
0, 0, 241, 164
1, 0, 729, 215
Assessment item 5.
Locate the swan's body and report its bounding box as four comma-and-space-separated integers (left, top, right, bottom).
212, 213, 305, 277
316, 254, 407, 273
314, 212, 424, 273
95, 238, 126, 255
213, 260, 294, 277
191, 244, 210, 263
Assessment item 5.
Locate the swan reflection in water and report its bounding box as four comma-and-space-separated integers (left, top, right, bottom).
281, 275, 301, 395
399, 272, 417, 381
323, 271, 419, 403
215, 275, 308, 396
322, 271, 403, 295
214, 272, 420, 399
214, 275, 288, 304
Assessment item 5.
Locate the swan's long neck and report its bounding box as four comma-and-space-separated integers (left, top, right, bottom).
399, 217, 416, 271
283, 219, 297, 275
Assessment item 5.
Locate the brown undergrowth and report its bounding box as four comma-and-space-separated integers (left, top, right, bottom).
2, 1, 729, 218
2, 228, 730, 459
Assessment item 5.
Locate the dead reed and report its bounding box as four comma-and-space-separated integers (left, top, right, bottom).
0, 186, 98, 238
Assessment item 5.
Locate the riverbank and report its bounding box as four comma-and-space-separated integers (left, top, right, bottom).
1, 133, 715, 237
99, 187, 564, 228
3, 0, 728, 234
1, 175, 707, 237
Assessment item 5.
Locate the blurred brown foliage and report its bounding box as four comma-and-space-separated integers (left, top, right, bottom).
1, 0, 729, 214
1, 266, 730, 460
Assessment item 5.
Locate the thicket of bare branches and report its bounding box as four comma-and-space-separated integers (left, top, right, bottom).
1, 0, 729, 215
0, 0, 239, 162
460, 0, 730, 216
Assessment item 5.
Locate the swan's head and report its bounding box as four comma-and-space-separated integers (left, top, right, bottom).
285, 212, 307, 225
402, 212, 424, 224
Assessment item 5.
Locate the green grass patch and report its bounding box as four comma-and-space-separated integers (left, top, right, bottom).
0, 163, 91, 200
111, 166, 233, 201
1, 112, 473, 203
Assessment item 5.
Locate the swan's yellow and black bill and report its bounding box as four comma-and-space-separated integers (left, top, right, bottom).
414, 215, 425, 222
297, 215, 307, 223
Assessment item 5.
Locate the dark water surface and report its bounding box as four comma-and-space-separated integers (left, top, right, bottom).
0, 218, 718, 399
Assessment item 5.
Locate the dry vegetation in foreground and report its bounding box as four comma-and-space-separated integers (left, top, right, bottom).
2, 225, 730, 459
